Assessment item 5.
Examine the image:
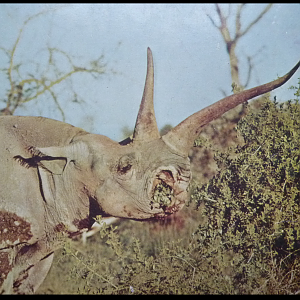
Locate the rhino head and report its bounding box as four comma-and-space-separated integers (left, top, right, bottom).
16, 48, 300, 222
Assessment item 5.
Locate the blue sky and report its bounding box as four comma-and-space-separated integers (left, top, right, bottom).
0, 4, 300, 141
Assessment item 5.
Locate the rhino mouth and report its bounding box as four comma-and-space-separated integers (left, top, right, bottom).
151, 179, 173, 209
150, 168, 185, 219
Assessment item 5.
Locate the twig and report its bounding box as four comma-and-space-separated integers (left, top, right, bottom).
67, 249, 118, 289
161, 255, 196, 283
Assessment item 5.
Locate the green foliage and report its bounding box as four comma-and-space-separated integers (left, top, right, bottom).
39, 88, 300, 294
152, 181, 173, 208
191, 98, 300, 293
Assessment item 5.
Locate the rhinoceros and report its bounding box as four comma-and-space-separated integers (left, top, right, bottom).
0, 48, 299, 294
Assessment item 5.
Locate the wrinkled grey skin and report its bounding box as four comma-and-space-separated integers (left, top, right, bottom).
0, 48, 299, 293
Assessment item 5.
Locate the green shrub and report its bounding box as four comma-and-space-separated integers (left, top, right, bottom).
191, 98, 300, 293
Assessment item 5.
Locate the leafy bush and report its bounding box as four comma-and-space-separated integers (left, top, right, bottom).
38, 87, 300, 294
191, 98, 300, 293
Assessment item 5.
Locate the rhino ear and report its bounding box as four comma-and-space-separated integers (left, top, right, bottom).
28, 141, 90, 175
28, 146, 68, 175
38, 157, 67, 175
26, 143, 89, 204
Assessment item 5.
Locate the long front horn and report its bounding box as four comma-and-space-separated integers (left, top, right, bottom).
133, 47, 160, 142
162, 60, 300, 156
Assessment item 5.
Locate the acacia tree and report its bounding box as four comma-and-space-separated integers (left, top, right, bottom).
0, 9, 107, 119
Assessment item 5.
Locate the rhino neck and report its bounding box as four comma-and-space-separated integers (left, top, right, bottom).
41, 172, 93, 242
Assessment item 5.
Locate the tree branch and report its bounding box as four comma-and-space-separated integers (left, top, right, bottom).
234, 4, 245, 40
1, 8, 108, 117
239, 4, 273, 38
214, 4, 233, 49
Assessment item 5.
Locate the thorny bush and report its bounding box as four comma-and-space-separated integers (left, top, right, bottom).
192, 97, 300, 294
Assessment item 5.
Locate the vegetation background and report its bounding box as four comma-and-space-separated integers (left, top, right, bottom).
0, 4, 300, 294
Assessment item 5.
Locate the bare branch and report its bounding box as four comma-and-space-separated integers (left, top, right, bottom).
215, 4, 226, 28
235, 4, 245, 40
21, 67, 98, 104
244, 55, 254, 88
6, 9, 60, 110
242, 45, 266, 88
207, 3, 274, 92
214, 3, 234, 58
206, 13, 219, 29
1, 8, 108, 117
46, 86, 65, 121
239, 4, 273, 38
205, 3, 275, 128
215, 4, 231, 43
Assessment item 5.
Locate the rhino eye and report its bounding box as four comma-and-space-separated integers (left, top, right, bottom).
118, 163, 132, 174
117, 155, 135, 175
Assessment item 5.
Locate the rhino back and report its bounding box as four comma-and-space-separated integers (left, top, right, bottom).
0, 116, 87, 147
